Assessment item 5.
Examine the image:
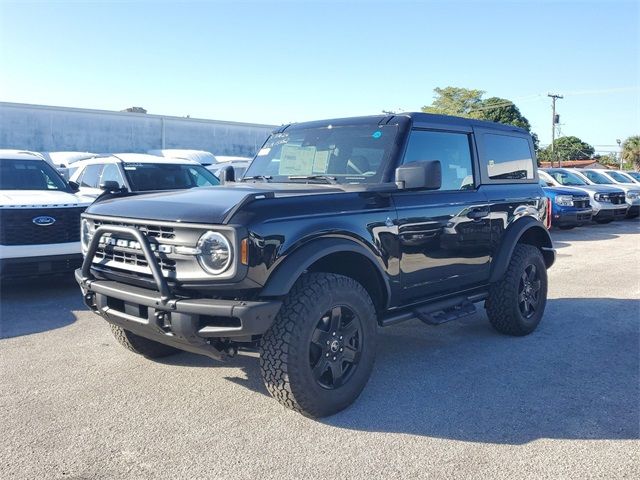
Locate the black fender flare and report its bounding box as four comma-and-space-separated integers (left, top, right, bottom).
489, 217, 555, 283
259, 237, 391, 303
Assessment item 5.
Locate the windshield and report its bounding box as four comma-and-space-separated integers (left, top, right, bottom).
122, 163, 220, 192
607, 171, 633, 183
583, 170, 614, 184
243, 124, 399, 184
547, 169, 588, 186
626, 171, 640, 181
0, 159, 69, 191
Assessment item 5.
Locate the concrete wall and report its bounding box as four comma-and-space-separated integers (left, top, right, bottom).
0, 102, 275, 157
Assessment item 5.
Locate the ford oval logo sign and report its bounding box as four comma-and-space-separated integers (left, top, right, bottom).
32, 215, 56, 226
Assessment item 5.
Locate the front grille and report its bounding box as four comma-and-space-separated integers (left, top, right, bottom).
93, 219, 175, 239
94, 245, 176, 273
0, 207, 85, 245
610, 193, 625, 205
572, 197, 590, 208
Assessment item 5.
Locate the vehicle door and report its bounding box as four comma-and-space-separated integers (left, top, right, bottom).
392, 128, 491, 303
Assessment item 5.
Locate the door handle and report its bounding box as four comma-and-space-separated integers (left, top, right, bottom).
467, 207, 490, 220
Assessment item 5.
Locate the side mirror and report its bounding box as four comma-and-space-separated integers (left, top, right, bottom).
395, 160, 441, 190
218, 165, 236, 184
100, 180, 124, 192
68, 180, 80, 193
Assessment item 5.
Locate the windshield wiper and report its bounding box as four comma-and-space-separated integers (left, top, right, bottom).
242, 175, 272, 182
288, 175, 338, 184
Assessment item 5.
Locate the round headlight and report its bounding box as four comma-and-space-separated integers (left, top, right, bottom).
81, 219, 92, 254
197, 231, 232, 274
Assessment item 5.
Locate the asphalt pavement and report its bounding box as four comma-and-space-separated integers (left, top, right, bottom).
1, 221, 638, 479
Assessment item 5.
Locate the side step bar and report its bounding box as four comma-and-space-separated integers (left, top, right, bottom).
381, 292, 486, 327
415, 299, 476, 325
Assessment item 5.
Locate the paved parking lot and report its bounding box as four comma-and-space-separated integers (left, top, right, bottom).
1, 221, 638, 479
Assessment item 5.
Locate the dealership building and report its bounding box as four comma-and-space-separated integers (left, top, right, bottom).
0, 102, 275, 157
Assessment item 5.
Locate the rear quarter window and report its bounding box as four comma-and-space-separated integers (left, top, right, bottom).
480, 133, 535, 182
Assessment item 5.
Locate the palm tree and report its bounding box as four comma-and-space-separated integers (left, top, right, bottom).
622, 136, 640, 170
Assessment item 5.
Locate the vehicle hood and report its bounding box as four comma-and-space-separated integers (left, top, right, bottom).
569, 184, 625, 195
607, 183, 640, 193
0, 190, 91, 208
85, 183, 345, 224
543, 186, 589, 196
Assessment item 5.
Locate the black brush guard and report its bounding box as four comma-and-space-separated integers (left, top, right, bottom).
76, 225, 282, 360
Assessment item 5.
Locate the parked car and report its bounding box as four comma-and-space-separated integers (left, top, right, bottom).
77, 113, 555, 417
0, 150, 91, 278
40, 151, 98, 179
571, 168, 639, 218
538, 173, 592, 229
624, 171, 640, 183
147, 149, 217, 166
69, 153, 220, 199
541, 168, 627, 223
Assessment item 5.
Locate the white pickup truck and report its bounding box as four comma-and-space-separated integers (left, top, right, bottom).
0, 150, 92, 278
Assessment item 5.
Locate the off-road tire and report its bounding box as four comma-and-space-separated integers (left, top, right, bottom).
485, 244, 548, 336
260, 273, 377, 418
110, 324, 179, 358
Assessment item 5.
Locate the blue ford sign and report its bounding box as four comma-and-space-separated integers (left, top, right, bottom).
32, 215, 56, 226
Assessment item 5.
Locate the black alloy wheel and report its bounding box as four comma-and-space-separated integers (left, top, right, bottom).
309, 306, 362, 389
518, 264, 541, 319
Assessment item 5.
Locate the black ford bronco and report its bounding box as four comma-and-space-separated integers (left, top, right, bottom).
77, 113, 555, 417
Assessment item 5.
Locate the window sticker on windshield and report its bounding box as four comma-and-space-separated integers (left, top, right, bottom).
257, 147, 271, 156
372, 131, 382, 139
279, 145, 316, 175
123, 164, 142, 170
312, 151, 329, 173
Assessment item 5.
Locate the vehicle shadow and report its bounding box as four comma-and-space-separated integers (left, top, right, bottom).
0, 274, 82, 338
163, 297, 639, 444
324, 297, 639, 444
551, 219, 638, 245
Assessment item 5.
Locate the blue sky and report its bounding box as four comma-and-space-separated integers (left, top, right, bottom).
1, 0, 638, 152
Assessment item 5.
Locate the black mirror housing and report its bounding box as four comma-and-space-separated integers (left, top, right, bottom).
395, 160, 442, 190
68, 180, 80, 193
100, 180, 124, 192
218, 165, 236, 184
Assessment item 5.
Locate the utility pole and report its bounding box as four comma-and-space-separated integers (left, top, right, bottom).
548, 93, 563, 167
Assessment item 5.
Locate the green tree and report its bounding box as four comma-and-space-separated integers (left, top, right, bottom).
422, 87, 485, 116
538, 136, 595, 163
622, 135, 640, 170
422, 87, 539, 151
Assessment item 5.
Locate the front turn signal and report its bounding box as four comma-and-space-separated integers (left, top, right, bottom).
240, 238, 249, 265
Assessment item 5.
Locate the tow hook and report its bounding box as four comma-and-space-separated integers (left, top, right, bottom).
83, 292, 97, 311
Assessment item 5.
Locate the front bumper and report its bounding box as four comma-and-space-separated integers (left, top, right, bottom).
0, 253, 82, 278
626, 204, 639, 218
77, 223, 281, 360
552, 208, 592, 227
76, 270, 282, 360
593, 206, 628, 221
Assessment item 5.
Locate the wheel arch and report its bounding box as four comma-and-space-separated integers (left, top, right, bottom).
258, 238, 391, 314
489, 217, 555, 283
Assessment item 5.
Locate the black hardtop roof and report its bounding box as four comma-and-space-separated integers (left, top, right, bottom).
280, 112, 528, 134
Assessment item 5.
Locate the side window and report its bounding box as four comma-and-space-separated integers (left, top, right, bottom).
484, 134, 534, 180
79, 164, 103, 188
402, 130, 474, 191
100, 163, 125, 188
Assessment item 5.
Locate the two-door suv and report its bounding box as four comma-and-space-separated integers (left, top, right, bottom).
77, 113, 555, 417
